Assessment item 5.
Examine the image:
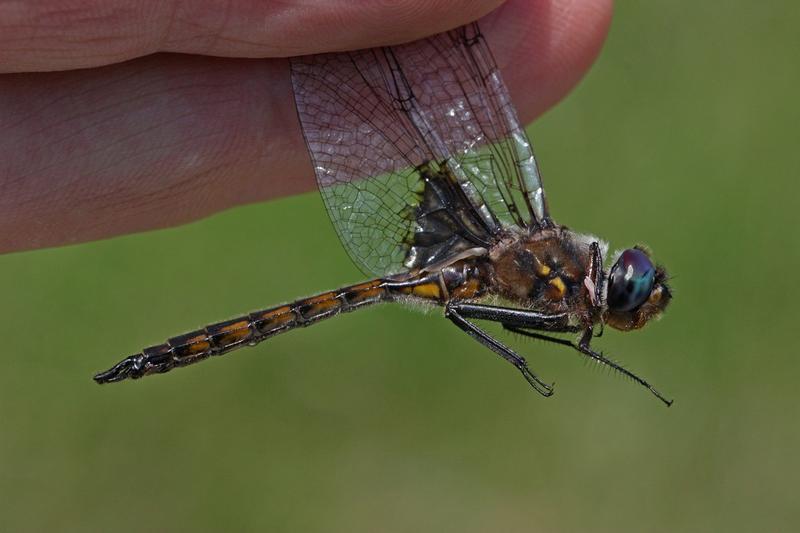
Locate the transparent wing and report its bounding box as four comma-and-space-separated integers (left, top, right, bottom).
291, 22, 550, 277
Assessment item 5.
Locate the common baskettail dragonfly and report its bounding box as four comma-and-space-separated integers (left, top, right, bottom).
94, 22, 673, 405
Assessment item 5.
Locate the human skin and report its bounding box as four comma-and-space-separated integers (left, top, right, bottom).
0, 0, 613, 253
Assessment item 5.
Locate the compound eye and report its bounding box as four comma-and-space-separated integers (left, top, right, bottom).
607, 249, 655, 312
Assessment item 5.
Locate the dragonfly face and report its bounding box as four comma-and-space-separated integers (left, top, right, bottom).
605, 247, 671, 331
95, 22, 673, 406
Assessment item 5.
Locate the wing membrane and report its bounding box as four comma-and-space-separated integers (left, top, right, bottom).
291, 22, 549, 277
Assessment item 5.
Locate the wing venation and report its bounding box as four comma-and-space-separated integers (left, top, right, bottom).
291, 22, 549, 277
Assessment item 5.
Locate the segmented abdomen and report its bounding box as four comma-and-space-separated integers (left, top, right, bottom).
93, 279, 390, 383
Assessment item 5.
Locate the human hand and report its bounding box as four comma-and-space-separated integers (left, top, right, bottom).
0, 0, 612, 253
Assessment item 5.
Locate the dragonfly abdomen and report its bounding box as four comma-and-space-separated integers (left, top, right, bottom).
93, 279, 391, 383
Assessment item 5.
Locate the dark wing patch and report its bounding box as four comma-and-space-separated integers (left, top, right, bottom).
291, 22, 549, 277
405, 162, 495, 271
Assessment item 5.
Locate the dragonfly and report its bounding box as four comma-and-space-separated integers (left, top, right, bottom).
94, 22, 673, 406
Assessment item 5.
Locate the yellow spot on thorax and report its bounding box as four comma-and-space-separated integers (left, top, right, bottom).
536, 263, 551, 277
451, 279, 480, 300
547, 276, 567, 299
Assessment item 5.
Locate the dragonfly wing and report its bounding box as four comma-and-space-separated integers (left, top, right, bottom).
291, 22, 550, 277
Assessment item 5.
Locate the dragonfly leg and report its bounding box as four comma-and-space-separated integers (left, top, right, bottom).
503, 325, 574, 348
508, 325, 673, 407
445, 303, 554, 397
575, 329, 673, 407
447, 302, 578, 332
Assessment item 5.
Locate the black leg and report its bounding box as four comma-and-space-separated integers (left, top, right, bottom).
448, 302, 578, 332
449, 302, 672, 406
595, 322, 604, 338
503, 325, 574, 348
445, 304, 554, 397
576, 329, 673, 407
508, 325, 673, 407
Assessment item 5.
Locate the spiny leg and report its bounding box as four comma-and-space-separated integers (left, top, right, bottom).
445, 303, 553, 397
503, 325, 574, 349
576, 329, 673, 407
506, 325, 673, 407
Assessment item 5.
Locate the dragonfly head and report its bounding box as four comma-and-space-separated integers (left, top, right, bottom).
604, 246, 671, 331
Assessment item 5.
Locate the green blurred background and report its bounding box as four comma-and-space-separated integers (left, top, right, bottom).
2, 2, 798, 531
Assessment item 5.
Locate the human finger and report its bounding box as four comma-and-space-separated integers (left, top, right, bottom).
0, 0, 613, 253
0, 0, 504, 72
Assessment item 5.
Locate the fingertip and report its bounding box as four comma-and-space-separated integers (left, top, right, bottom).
482, 0, 614, 123
268, 0, 506, 55
0, 0, 505, 72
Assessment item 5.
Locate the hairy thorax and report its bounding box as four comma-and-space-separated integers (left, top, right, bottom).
487, 227, 596, 317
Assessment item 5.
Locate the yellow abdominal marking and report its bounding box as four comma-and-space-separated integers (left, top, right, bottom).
411, 282, 441, 299
304, 292, 336, 305
345, 281, 385, 304
216, 321, 251, 345
255, 306, 295, 329
306, 299, 341, 313
219, 320, 249, 332
186, 335, 211, 354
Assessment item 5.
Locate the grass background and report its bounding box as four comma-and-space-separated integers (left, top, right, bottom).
1, 2, 798, 531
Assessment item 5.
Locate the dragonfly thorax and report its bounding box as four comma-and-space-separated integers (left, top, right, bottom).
487, 228, 598, 320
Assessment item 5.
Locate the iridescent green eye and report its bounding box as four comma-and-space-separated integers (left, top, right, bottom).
607, 249, 655, 312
